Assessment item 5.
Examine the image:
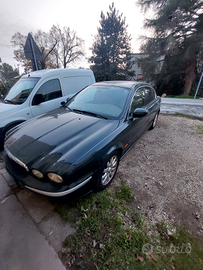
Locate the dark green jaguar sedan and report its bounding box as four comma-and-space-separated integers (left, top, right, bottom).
4, 81, 161, 199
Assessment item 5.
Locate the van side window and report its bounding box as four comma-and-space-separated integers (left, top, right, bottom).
32, 79, 62, 105
63, 76, 92, 96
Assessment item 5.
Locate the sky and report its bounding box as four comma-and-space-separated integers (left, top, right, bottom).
0, 0, 146, 72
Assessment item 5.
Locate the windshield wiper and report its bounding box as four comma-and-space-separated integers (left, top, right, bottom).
67, 106, 73, 111
72, 109, 108, 119
4, 99, 14, 104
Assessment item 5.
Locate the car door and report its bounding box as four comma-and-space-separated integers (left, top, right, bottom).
120, 86, 148, 153
30, 78, 65, 117
144, 86, 157, 125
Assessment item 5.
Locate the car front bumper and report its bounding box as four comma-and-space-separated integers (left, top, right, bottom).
4, 148, 93, 198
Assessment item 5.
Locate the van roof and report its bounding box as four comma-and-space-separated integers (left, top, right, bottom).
22, 69, 94, 78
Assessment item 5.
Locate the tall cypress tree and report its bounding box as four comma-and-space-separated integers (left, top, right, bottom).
138, 0, 203, 95
89, 3, 134, 81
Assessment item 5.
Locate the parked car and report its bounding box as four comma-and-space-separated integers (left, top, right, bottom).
4, 81, 161, 200
0, 68, 95, 149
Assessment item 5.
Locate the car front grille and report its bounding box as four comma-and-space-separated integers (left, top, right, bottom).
5, 149, 29, 177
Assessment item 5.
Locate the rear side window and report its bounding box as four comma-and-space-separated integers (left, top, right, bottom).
145, 87, 155, 105
32, 79, 62, 105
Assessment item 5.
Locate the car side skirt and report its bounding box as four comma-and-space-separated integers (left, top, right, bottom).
25, 176, 92, 197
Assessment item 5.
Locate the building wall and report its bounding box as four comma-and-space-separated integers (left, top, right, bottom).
130, 53, 147, 81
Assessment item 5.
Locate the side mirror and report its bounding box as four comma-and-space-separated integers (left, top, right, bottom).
66, 97, 71, 102
33, 94, 45, 105
133, 108, 148, 118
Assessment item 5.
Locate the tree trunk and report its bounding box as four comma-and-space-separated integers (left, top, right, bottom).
183, 58, 197, 95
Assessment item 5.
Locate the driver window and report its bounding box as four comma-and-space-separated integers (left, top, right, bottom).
32, 79, 62, 105
130, 88, 145, 115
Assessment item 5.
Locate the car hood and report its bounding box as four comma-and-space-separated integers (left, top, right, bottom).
0, 103, 21, 117
5, 108, 119, 170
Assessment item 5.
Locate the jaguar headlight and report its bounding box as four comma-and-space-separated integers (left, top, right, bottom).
32, 169, 44, 179
47, 173, 63, 183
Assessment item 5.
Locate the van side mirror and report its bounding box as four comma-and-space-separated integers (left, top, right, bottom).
133, 108, 148, 118
32, 94, 45, 105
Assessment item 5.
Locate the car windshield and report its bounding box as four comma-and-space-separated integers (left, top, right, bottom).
4, 77, 40, 105
66, 85, 130, 119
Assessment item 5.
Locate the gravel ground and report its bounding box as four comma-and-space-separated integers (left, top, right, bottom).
113, 114, 203, 236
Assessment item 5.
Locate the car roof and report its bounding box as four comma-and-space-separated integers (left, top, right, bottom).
22, 69, 93, 78
91, 81, 148, 89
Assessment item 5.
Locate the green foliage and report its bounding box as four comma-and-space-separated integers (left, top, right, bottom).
137, 0, 203, 96
0, 62, 19, 96
166, 95, 194, 99
89, 3, 134, 81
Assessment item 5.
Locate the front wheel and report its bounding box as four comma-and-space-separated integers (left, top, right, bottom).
95, 151, 120, 191
149, 112, 159, 130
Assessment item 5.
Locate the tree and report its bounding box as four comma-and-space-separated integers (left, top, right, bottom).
0, 62, 19, 95
137, 0, 203, 95
11, 32, 32, 73
49, 25, 85, 68
89, 3, 134, 81
11, 25, 85, 72
11, 31, 57, 72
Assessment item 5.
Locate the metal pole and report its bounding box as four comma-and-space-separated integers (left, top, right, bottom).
194, 71, 203, 99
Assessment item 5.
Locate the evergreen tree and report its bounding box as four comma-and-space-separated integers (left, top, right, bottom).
89, 3, 134, 81
0, 63, 19, 95
137, 0, 203, 95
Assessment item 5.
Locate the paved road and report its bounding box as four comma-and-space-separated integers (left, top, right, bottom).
0, 159, 74, 270
161, 98, 203, 118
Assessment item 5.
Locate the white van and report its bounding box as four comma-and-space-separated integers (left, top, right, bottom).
0, 68, 95, 148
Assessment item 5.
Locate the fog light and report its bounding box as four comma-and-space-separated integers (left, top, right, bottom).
47, 173, 63, 183
32, 169, 44, 179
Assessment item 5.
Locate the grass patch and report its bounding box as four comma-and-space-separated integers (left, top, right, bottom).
57, 182, 203, 270
165, 95, 196, 99
116, 180, 134, 202
174, 113, 203, 121
195, 125, 203, 134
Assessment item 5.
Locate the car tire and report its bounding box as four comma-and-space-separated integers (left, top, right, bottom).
149, 112, 159, 130
95, 151, 120, 191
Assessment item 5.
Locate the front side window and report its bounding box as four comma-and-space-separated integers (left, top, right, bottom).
32, 79, 62, 105
130, 88, 145, 115
4, 77, 40, 105
145, 87, 155, 105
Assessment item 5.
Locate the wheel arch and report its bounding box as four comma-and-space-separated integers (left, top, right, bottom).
5, 120, 25, 133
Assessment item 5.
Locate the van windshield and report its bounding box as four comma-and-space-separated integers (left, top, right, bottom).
4, 77, 40, 105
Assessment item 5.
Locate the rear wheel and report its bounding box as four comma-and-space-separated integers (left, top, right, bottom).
149, 112, 159, 130
95, 151, 120, 191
